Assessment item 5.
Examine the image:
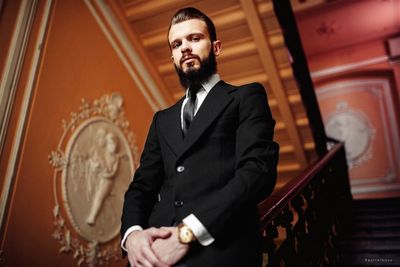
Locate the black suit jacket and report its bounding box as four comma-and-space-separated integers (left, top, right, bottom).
121, 81, 279, 267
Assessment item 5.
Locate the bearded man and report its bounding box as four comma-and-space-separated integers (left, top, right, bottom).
121, 7, 279, 267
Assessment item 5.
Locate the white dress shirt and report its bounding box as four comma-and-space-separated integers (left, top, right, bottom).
121, 74, 220, 250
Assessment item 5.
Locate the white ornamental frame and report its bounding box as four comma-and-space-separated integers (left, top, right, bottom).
48, 92, 139, 266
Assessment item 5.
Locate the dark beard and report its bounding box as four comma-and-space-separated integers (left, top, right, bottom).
175, 49, 217, 89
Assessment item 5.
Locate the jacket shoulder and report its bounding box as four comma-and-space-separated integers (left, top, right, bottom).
237, 82, 265, 91
228, 82, 267, 99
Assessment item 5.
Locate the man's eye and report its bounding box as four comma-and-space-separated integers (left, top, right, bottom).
172, 42, 180, 49
192, 36, 200, 42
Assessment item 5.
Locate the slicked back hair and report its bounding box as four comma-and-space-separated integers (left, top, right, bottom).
168, 7, 217, 46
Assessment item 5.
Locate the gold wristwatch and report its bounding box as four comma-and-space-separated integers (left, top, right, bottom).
177, 223, 196, 244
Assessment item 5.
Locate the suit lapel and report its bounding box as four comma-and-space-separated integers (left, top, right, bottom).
158, 98, 184, 157
179, 81, 235, 158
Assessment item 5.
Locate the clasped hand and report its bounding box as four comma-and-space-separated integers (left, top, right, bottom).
126, 227, 189, 267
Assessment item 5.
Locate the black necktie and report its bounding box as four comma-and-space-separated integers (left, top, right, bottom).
182, 84, 202, 136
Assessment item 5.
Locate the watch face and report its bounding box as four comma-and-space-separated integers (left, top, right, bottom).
179, 226, 193, 243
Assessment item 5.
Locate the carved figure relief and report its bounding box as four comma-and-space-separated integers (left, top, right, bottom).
49, 93, 139, 266
325, 101, 375, 169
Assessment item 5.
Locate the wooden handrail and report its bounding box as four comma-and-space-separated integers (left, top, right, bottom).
258, 143, 344, 227
256, 142, 352, 266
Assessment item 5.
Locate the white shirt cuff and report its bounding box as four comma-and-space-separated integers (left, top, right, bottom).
183, 214, 215, 246
121, 225, 143, 251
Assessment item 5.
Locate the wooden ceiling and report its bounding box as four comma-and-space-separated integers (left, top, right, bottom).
107, 0, 329, 188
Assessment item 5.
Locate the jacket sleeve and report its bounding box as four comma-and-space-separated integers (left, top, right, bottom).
120, 111, 164, 237
192, 83, 279, 238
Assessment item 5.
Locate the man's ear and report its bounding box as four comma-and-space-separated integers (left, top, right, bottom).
213, 40, 222, 56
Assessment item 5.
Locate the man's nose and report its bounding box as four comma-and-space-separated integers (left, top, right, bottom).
180, 39, 191, 53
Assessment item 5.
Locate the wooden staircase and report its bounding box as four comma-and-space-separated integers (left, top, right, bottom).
337, 198, 400, 266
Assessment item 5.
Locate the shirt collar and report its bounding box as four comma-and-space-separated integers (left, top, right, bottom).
185, 73, 221, 97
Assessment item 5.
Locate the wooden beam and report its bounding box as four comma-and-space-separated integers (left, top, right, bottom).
277, 162, 302, 172
124, 0, 197, 22
240, 0, 308, 168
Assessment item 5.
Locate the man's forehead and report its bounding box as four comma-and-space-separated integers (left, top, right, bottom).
168, 19, 209, 41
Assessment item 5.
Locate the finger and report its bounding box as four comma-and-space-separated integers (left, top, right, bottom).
137, 258, 153, 267
130, 245, 151, 267
159, 226, 174, 232
128, 254, 136, 267
142, 245, 169, 267
134, 258, 149, 267
134, 252, 151, 267
148, 227, 171, 239
130, 259, 139, 267
129, 253, 141, 267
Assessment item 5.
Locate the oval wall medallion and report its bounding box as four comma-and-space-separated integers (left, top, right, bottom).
325, 101, 375, 169
49, 93, 139, 266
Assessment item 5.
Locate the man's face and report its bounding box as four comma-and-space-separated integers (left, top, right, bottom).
168, 19, 221, 86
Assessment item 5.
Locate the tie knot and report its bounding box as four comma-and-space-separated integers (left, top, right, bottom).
188, 84, 202, 101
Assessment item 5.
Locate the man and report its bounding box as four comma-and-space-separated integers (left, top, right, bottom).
121, 7, 279, 267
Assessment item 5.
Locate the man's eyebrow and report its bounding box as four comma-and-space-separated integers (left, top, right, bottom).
170, 41, 180, 48
169, 36, 181, 44
189, 32, 205, 37
169, 31, 206, 45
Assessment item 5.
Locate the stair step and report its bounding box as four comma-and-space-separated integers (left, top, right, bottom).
338, 239, 400, 252
354, 213, 400, 222
355, 207, 400, 215
343, 232, 400, 240
353, 197, 400, 205
338, 252, 400, 266
353, 197, 400, 206
337, 198, 400, 266
350, 221, 400, 229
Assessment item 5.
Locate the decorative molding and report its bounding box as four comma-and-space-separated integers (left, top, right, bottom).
317, 79, 400, 194
0, 0, 52, 233
49, 93, 139, 266
84, 0, 168, 111
310, 56, 388, 78
0, 0, 37, 161
351, 184, 400, 195
315, 21, 339, 37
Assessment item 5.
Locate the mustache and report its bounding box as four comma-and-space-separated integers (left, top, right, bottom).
180, 54, 200, 65
175, 48, 217, 89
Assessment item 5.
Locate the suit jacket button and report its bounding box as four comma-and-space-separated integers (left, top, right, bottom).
176, 166, 185, 173
174, 200, 184, 207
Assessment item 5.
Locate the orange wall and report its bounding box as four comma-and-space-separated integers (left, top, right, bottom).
0, 0, 162, 266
